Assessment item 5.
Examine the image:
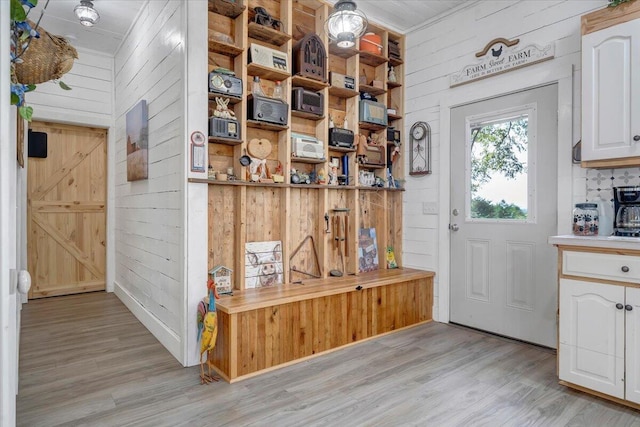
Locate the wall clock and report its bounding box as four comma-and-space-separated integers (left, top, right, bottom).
409, 121, 431, 175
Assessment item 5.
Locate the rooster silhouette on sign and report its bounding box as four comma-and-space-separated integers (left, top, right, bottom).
491, 46, 503, 58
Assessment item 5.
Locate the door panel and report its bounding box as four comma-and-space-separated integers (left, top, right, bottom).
559, 279, 624, 398
626, 286, 640, 404
450, 84, 558, 348
27, 122, 107, 298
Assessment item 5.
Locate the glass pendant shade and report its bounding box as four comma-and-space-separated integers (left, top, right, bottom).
74, 0, 100, 27
325, 0, 367, 48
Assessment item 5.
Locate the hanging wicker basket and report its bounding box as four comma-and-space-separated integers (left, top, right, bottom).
14, 22, 78, 85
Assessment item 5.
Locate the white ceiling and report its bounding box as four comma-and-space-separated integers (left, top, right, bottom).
26, 0, 465, 56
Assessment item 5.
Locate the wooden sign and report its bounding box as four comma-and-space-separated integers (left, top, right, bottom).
450, 37, 555, 87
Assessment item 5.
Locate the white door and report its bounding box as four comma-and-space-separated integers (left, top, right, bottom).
582, 20, 640, 161
626, 286, 640, 404
559, 279, 625, 399
450, 84, 558, 348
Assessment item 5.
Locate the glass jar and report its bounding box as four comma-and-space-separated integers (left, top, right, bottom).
573, 203, 599, 236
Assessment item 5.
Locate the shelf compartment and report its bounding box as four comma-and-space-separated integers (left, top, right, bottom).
208, 39, 244, 57
291, 156, 326, 164
209, 0, 245, 18
208, 136, 243, 145
291, 75, 329, 91
247, 119, 289, 131
359, 84, 386, 97
246, 63, 291, 81
329, 44, 358, 59
291, 110, 324, 120
328, 145, 356, 153
208, 92, 243, 105
387, 81, 402, 89
358, 163, 386, 170
387, 113, 402, 121
248, 22, 292, 46
359, 51, 388, 67
328, 86, 359, 98
389, 57, 404, 67
359, 122, 387, 131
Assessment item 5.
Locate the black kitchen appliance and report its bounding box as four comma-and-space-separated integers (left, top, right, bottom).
614, 186, 640, 236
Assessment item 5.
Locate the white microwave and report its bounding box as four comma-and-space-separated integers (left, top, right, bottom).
291, 133, 324, 160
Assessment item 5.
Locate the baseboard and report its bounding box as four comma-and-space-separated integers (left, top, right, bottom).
113, 281, 183, 365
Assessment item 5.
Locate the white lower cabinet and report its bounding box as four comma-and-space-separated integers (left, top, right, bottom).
559, 278, 640, 404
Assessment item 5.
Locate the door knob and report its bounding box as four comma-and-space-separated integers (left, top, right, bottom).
450, 223, 459, 232
626, 304, 633, 311
17, 270, 31, 295
616, 303, 624, 310
634, 135, 640, 142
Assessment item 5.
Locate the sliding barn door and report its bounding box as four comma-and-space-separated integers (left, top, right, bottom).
27, 122, 107, 298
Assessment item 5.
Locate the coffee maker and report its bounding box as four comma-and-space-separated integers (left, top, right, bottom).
614, 186, 640, 236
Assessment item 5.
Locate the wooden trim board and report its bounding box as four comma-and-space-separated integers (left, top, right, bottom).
581, 0, 640, 35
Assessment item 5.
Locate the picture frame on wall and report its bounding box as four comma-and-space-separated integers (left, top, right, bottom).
126, 100, 149, 181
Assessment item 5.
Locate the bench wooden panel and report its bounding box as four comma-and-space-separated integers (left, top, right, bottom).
209, 268, 434, 382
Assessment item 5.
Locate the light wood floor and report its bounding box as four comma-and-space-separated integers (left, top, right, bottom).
17, 292, 640, 426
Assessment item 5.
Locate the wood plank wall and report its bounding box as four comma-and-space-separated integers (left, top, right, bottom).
402, 0, 608, 319
113, 0, 185, 359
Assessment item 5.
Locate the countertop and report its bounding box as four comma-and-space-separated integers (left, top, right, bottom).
549, 234, 640, 251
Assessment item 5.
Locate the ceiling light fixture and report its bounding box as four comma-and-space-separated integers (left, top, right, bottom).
325, 0, 368, 48
74, 0, 100, 27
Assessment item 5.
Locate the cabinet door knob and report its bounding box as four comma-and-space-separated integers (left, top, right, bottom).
616, 303, 624, 310
626, 304, 633, 311
634, 135, 640, 142
622, 266, 630, 273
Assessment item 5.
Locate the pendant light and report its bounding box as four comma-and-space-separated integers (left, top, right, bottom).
325, 0, 368, 48
74, 0, 100, 27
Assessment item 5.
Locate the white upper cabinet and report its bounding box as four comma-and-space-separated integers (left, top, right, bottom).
582, 19, 640, 161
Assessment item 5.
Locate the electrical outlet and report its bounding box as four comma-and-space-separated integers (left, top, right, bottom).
422, 202, 438, 215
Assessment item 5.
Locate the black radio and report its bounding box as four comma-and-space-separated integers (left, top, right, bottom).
387, 127, 400, 145
247, 95, 289, 126
291, 87, 323, 116
328, 128, 354, 148
209, 117, 240, 139
209, 70, 243, 97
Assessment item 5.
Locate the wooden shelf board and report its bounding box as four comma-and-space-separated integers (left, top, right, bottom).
247, 119, 288, 131
388, 113, 402, 121
359, 51, 388, 67
208, 136, 243, 145
359, 84, 386, 97
246, 63, 290, 81
291, 110, 324, 120
189, 178, 285, 188
357, 185, 405, 191
328, 86, 359, 98
209, 0, 245, 18
208, 92, 243, 105
291, 75, 329, 91
358, 163, 386, 169
329, 44, 358, 59
328, 145, 356, 153
248, 22, 292, 46
387, 81, 402, 89
208, 38, 243, 57
389, 57, 404, 67
290, 183, 326, 189
359, 122, 387, 131
291, 156, 326, 164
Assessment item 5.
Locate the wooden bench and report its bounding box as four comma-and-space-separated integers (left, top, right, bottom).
209, 268, 434, 382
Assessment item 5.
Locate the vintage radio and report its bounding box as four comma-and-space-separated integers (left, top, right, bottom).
247, 95, 289, 126
387, 127, 401, 145
293, 33, 327, 82
328, 127, 354, 148
249, 43, 289, 73
208, 71, 242, 97
329, 72, 356, 90
388, 39, 401, 61
209, 117, 240, 140
291, 87, 324, 115
364, 144, 385, 166
359, 100, 388, 127
291, 133, 324, 160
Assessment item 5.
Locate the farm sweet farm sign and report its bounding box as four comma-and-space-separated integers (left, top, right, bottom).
450, 37, 554, 87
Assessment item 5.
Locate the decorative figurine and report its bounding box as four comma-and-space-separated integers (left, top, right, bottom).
197, 279, 220, 384
388, 65, 397, 83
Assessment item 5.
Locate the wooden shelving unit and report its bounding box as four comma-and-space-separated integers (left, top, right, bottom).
208, 38, 244, 57
328, 86, 359, 98
359, 51, 388, 67
246, 119, 288, 131
359, 84, 386, 97
291, 110, 324, 120
209, 0, 245, 18
246, 63, 290, 81
247, 22, 291, 45
208, 136, 243, 145
291, 75, 329, 91
359, 121, 387, 131
208, 92, 243, 104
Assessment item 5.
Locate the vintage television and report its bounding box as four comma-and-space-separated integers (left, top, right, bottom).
291, 87, 323, 116
247, 95, 288, 126
359, 100, 388, 127
291, 133, 324, 160
293, 33, 327, 82
328, 128, 354, 148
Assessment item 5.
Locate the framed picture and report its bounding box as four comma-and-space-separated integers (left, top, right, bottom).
245, 241, 283, 288
126, 100, 149, 181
